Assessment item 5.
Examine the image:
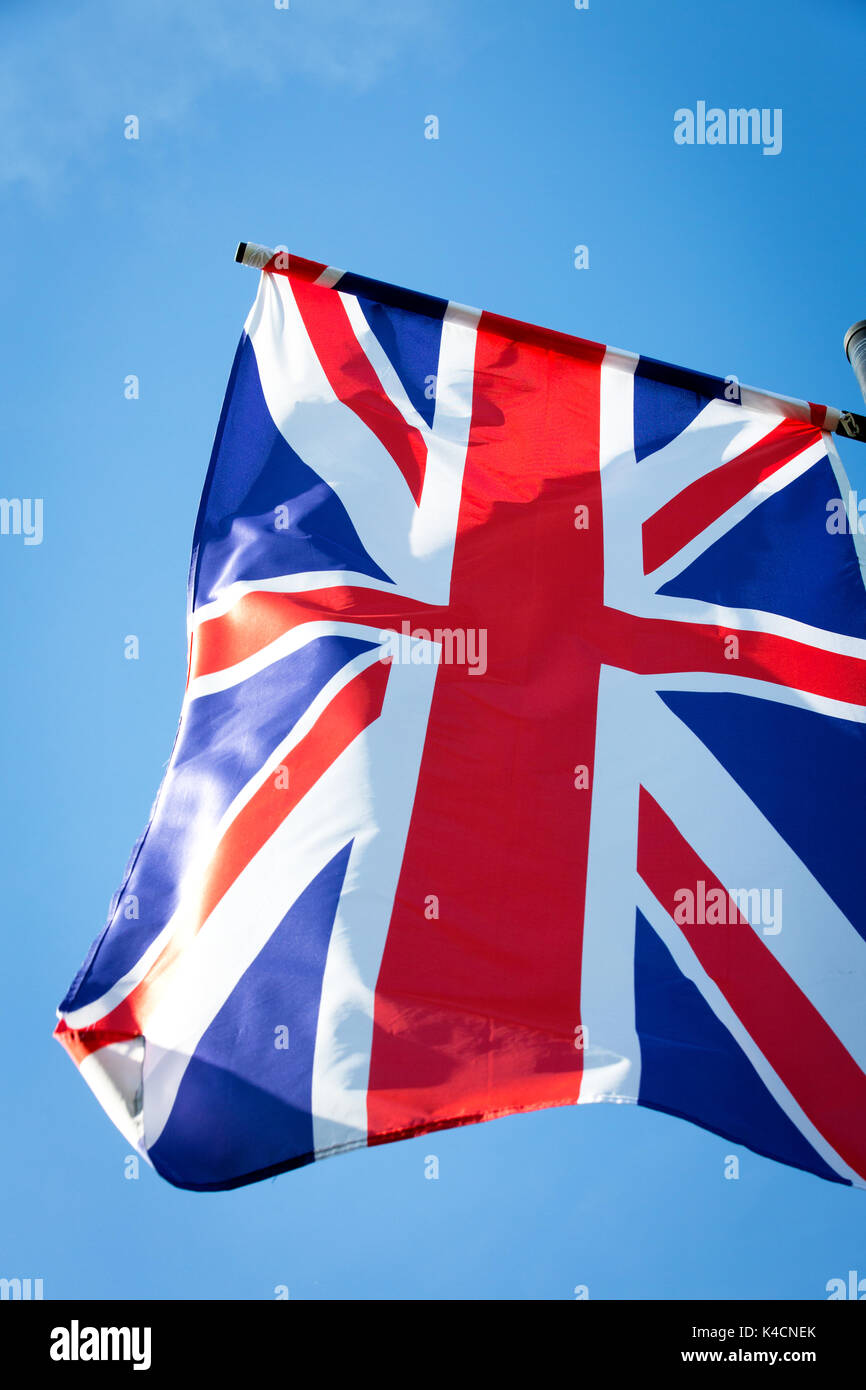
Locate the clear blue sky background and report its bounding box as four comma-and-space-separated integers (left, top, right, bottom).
2, 0, 866, 1300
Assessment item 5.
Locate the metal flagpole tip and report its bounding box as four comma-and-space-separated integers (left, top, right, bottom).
234, 241, 276, 270
844, 321, 866, 362
844, 320, 866, 408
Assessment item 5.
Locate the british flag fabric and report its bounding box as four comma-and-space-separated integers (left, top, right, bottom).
56, 251, 866, 1190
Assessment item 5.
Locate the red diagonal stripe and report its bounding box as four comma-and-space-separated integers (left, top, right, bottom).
642, 417, 823, 575
56, 656, 391, 1061
54, 1022, 140, 1068
637, 786, 866, 1180
291, 276, 429, 504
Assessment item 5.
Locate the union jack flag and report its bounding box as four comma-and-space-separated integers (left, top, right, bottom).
56, 250, 866, 1190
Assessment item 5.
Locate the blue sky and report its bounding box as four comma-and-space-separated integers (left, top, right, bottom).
3, 0, 866, 1300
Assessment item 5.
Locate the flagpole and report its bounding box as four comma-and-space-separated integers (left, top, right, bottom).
235, 241, 274, 269
845, 322, 866, 405
233, 242, 866, 443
